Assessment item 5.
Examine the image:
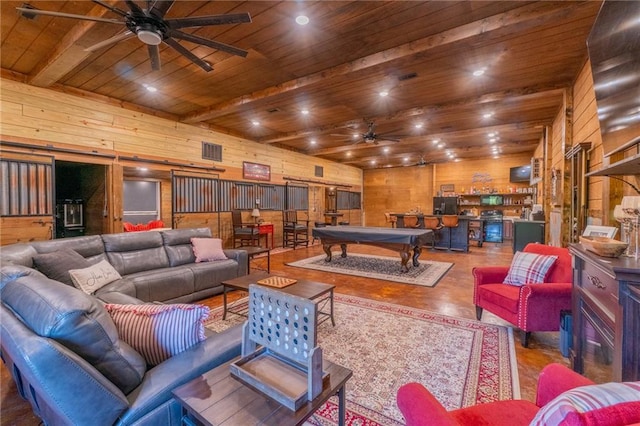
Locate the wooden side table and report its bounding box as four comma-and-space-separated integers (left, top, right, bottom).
173, 358, 352, 426
241, 246, 270, 273
258, 222, 274, 249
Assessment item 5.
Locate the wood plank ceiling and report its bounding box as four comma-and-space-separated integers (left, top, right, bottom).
0, 1, 602, 169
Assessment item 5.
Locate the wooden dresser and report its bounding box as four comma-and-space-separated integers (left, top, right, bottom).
569, 244, 640, 381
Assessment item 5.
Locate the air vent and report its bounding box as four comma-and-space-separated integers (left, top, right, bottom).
398, 72, 418, 81
202, 142, 222, 161
315, 165, 323, 177
267, 108, 281, 113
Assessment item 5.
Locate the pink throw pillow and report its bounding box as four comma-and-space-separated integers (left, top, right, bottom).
190, 237, 227, 262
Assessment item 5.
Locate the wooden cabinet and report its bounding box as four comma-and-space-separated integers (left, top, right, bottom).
570, 244, 640, 382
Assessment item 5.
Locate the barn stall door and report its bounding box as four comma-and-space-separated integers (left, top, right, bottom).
171, 171, 220, 235
0, 151, 54, 244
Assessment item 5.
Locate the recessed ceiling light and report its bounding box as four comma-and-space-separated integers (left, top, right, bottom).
454, 158, 461, 162
483, 112, 494, 119
352, 133, 359, 139
251, 120, 260, 126
415, 123, 423, 129
489, 138, 497, 143
473, 68, 486, 76
346, 151, 352, 157
432, 139, 440, 144
488, 132, 496, 137
295, 15, 309, 25
403, 157, 409, 162
301, 109, 309, 115
137, 167, 148, 171
438, 143, 444, 148
143, 84, 157, 92
370, 160, 376, 165
383, 147, 390, 153
310, 139, 316, 145
379, 91, 389, 97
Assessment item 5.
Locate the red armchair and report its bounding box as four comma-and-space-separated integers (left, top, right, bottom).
473, 243, 573, 347
397, 363, 600, 426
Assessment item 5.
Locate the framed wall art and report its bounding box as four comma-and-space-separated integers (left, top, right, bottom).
243, 162, 271, 182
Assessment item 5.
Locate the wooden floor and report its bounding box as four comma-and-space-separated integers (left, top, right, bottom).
0, 241, 602, 425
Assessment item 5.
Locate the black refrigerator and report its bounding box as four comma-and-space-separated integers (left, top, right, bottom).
433, 197, 458, 215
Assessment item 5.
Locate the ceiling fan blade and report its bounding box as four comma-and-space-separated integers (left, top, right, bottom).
84, 31, 134, 52
166, 13, 252, 29
164, 38, 213, 72
148, 44, 161, 71
91, 0, 128, 17
149, 1, 175, 19
15, 7, 123, 24
125, 0, 145, 15
167, 29, 248, 57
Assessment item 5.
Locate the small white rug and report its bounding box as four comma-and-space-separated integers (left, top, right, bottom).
286, 252, 453, 287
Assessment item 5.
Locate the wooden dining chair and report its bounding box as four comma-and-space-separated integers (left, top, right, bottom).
384, 213, 397, 228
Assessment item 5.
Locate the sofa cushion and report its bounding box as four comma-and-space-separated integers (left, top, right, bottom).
503, 251, 558, 286
530, 381, 640, 426
113, 266, 195, 302
105, 303, 209, 366
31, 235, 108, 265
162, 228, 212, 267
477, 284, 521, 314
191, 238, 227, 262
1, 276, 146, 394
102, 232, 170, 275
33, 248, 91, 286
69, 259, 122, 294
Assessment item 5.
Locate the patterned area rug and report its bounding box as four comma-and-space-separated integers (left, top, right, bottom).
286, 252, 453, 287
205, 294, 519, 425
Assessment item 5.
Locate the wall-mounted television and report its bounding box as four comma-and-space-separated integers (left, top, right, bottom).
509, 165, 531, 183
587, 1, 640, 155
480, 195, 503, 206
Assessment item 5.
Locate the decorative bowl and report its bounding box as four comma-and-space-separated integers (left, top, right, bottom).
579, 236, 628, 258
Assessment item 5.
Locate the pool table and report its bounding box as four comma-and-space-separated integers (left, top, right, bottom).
311, 226, 432, 272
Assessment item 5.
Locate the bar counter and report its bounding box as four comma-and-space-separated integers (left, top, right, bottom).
390, 214, 472, 252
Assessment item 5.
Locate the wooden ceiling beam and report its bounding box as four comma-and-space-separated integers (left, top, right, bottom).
181, 1, 578, 124
258, 84, 565, 144
308, 121, 545, 156
28, 1, 121, 87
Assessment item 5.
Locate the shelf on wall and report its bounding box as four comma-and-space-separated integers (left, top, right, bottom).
586, 153, 640, 177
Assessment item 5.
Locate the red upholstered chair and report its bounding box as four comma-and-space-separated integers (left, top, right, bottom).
473, 243, 573, 347
397, 363, 640, 426
147, 219, 165, 229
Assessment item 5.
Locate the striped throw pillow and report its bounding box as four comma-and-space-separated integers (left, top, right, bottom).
503, 251, 558, 286
530, 381, 640, 426
105, 304, 209, 366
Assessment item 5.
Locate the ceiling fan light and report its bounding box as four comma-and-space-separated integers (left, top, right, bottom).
137, 29, 162, 45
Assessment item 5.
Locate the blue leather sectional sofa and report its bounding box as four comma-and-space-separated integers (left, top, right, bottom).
0, 228, 248, 425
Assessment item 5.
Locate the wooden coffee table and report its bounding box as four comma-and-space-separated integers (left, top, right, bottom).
173, 357, 352, 426
221, 271, 336, 326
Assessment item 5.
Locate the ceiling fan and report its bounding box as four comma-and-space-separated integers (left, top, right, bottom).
331, 121, 404, 145
16, 1, 252, 72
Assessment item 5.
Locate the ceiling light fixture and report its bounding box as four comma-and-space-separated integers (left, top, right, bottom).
295, 15, 309, 25
301, 109, 309, 115
473, 68, 486, 76
137, 28, 162, 45
383, 147, 390, 153
310, 139, 316, 145
251, 120, 260, 126
379, 91, 389, 97
415, 123, 423, 129
432, 139, 440, 144
483, 112, 494, 119
144, 85, 157, 92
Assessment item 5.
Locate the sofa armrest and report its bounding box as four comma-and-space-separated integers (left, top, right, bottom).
522, 282, 572, 298
535, 363, 595, 407
223, 249, 249, 275
472, 266, 509, 286
118, 324, 242, 425
397, 382, 458, 426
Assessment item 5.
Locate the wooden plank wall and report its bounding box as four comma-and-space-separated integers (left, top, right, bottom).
363, 153, 534, 227
0, 78, 362, 246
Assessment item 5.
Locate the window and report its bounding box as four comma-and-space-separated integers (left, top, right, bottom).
124, 180, 160, 223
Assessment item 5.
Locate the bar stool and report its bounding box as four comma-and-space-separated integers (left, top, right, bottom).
384, 213, 397, 228
403, 215, 421, 228
423, 216, 443, 249
441, 215, 459, 249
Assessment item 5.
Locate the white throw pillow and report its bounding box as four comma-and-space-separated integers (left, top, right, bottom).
69, 260, 122, 294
